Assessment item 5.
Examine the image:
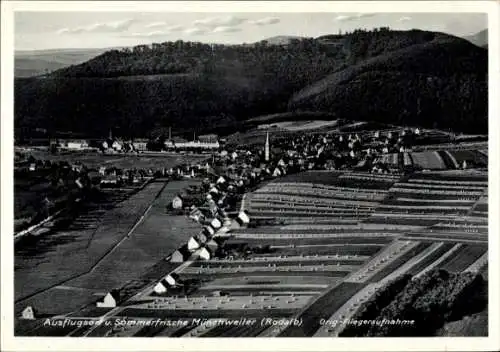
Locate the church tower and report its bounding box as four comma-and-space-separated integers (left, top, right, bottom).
265, 131, 270, 162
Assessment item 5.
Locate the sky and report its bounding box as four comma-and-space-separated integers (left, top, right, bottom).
15, 12, 487, 51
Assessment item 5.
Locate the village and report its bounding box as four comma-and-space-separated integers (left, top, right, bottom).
14, 118, 488, 337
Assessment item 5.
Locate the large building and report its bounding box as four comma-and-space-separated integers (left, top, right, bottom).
164, 140, 220, 150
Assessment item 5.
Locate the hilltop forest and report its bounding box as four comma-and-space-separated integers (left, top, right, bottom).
14, 28, 488, 140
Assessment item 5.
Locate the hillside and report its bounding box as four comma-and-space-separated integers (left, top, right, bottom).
289, 37, 487, 133
464, 29, 488, 48
15, 48, 110, 77
14, 29, 487, 140
259, 36, 305, 45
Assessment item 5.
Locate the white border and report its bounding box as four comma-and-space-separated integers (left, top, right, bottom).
1, 1, 499, 351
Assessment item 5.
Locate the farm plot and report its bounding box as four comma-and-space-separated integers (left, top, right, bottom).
25, 150, 208, 170
392, 182, 486, 192
410, 151, 446, 170
375, 153, 399, 167
409, 170, 488, 183
14, 285, 99, 317
254, 185, 388, 202
280, 223, 421, 232
278, 282, 365, 337
191, 259, 365, 270
195, 254, 372, 266
248, 209, 374, 219
179, 270, 351, 281
119, 307, 296, 320
63, 180, 201, 292
180, 264, 360, 276
135, 294, 313, 311
263, 245, 385, 258
345, 240, 420, 283
471, 196, 488, 218
226, 236, 393, 249
272, 171, 342, 185
381, 197, 476, 207
314, 283, 381, 337
407, 243, 459, 276
199, 275, 338, 288
450, 150, 488, 167
438, 244, 488, 272
15, 182, 165, 302
353, 242, 430, 283
67, 218, 199, 292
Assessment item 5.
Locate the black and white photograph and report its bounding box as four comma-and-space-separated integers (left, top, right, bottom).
1, 1, 499, 351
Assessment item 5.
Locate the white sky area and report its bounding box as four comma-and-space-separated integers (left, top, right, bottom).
15, 12, 487, 51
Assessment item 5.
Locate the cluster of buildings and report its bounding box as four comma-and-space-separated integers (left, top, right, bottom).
48, 130, 221, 154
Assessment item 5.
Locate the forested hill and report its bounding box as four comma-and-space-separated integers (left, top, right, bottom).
289, 38, 488, 133
15, 28, 488, 140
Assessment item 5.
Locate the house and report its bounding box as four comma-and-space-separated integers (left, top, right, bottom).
99, 166, 107, 175
198, 134, 219, 143
201, 225, 215, 238
20, 306, 36, 320
100, 176, 120, 187
132, 139, 148, 151
230, 211, 250, 229
111, 140, 123, 151
210, 217, 223, 231
209, 185, 220, 196
165, 273, 180, 286
198, 247, 212, 260
153, 280, 169, 294
170, 245, 192, 263
97, 290, 120, 308
205, 239, 219, 252
272, 167, 282, 177
189, 206, 204, 223
216, 176, 226, 185
172, 195, 183, 210
154, 272, 181, 294
197, 232, 208, 244
29, 163, 36, 171
64, 140, 89, 150
188, 236, 201, 251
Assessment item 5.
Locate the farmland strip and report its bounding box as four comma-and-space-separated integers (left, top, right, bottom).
463, 251, 488, 273
278, 282, 365, 337
366, 242, 431, 282
413, 243, 463, 277
345, 241, 420, 283
314, 283, 381, 337
392, 182, 485, 191
438, 245, 487, 272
